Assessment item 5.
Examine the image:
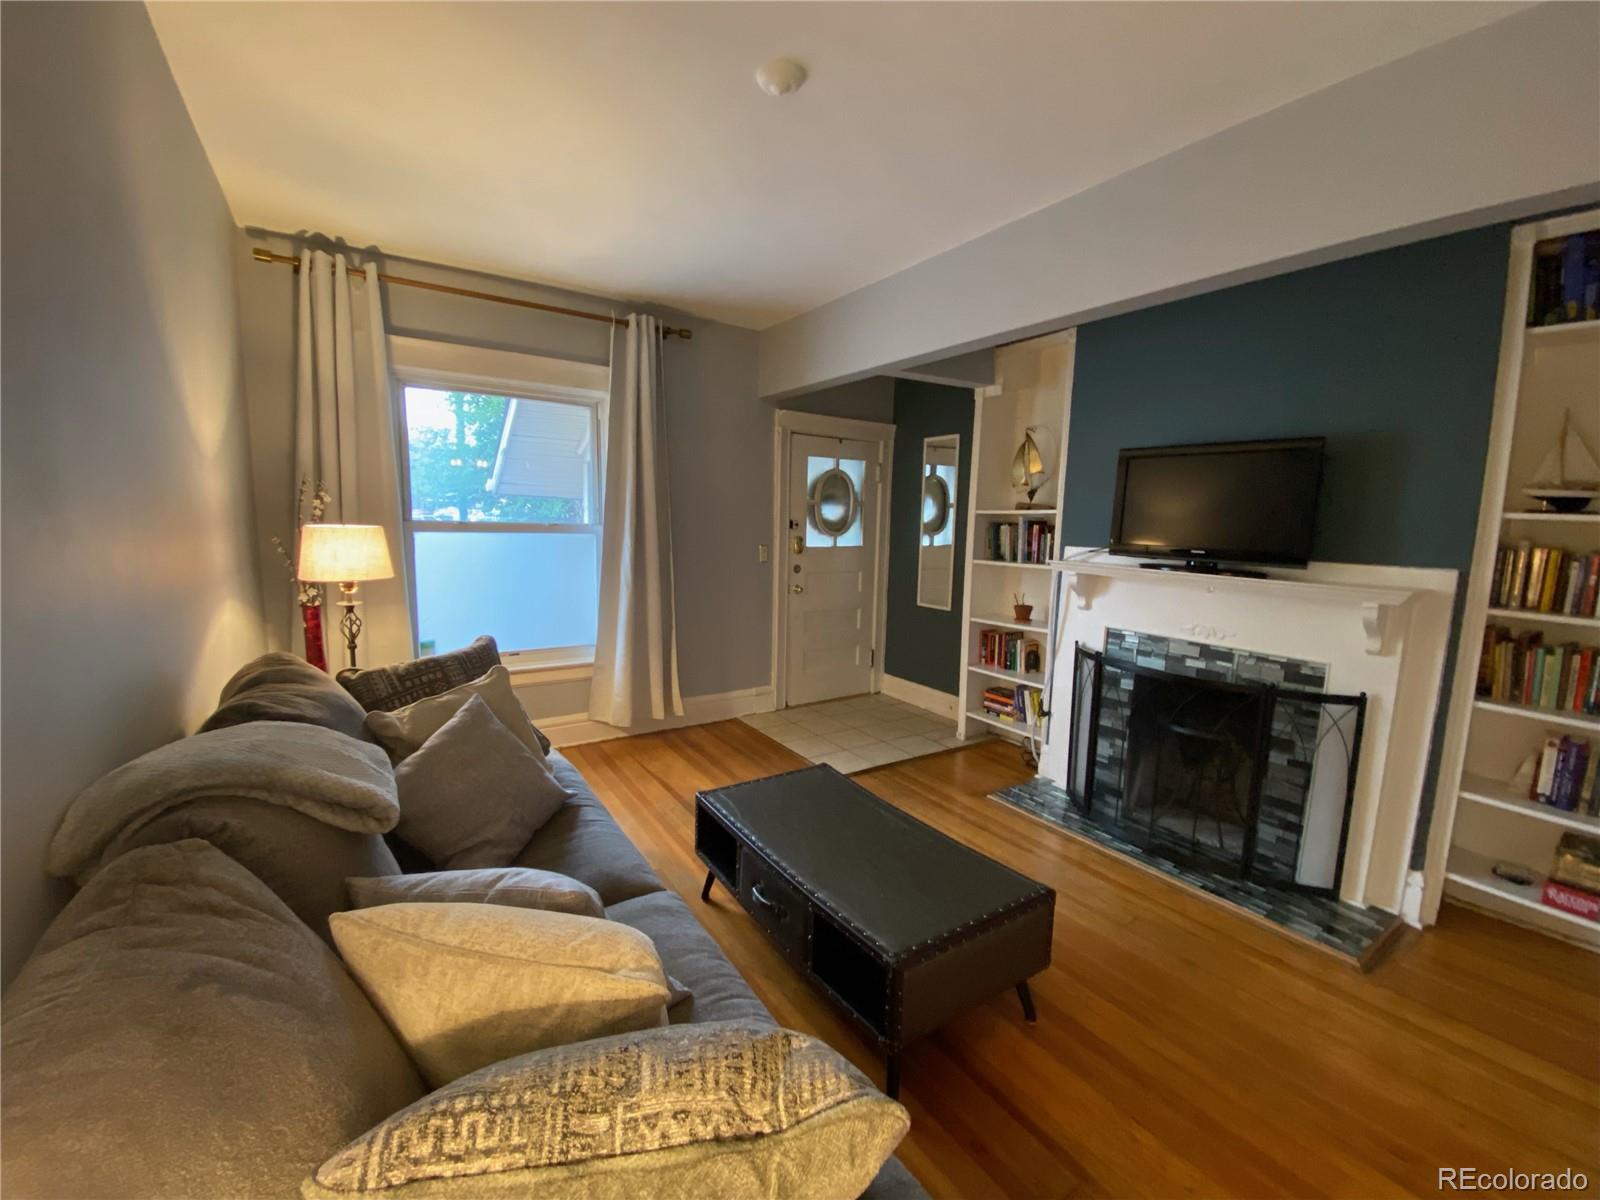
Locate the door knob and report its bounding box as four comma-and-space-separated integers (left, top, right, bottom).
790, 583, 804, 594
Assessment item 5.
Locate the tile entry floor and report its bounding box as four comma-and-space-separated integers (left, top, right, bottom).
739, 693, 973, 774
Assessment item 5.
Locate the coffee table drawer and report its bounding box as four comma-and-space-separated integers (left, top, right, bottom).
738, 846, 807, 958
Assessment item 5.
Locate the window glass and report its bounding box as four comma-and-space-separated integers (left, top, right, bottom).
401, 384, 600, 659
404, 388, 593, 524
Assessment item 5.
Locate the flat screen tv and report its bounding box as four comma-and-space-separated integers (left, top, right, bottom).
1109, 437, 1324, 569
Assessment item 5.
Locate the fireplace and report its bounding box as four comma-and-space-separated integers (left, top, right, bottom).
1065, 630, 1366, 896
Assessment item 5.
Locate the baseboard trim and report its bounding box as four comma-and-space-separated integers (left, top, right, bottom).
880, 674, 959, 719
537, 685, 776, 748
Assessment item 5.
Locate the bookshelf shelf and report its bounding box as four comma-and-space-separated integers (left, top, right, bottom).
974, 507, 1058, 517
965, 708, 1037, 737
968, 662, 1046, 688
1501, 511, 1600, 524
973, 559, 1053, 571
1444, 848, 1597, 936
1524, 318, 1600, 343
1472, 699, 1600, 733
969, 611, 1048, 633
1485, 607, 1600, 630
1459, 774, 1600, 833
1426, 208, 1600, 952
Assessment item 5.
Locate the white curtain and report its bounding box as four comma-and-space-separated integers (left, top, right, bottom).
589, 314, 684, 726
293, 249, 414, 670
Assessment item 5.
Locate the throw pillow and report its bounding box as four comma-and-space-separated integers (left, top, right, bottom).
364, 664, 550, 761
391, 694, 569, 869
329, 902, 671, 1087
301, 1020, 909, 1200
346, 865, 604, 919
339, 635, 502, 712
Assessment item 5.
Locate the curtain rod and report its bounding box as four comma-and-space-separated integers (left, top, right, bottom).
249, 248, 692, 340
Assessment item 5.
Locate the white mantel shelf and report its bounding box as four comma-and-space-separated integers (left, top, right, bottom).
1051, 559, 1424, 655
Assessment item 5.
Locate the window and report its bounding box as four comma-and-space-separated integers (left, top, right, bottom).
804, 453, 865, 548
400, 383, 601, 666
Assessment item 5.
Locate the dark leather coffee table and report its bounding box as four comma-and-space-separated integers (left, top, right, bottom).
695, 764, 1054, 1097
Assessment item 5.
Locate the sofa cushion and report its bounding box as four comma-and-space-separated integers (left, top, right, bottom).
392, 694, 570, 869
347, 866, 604, 919
330, 903, 671, 1088
338, 634, 502, 712
1, 840, 425, 1200
201, 651, 373, 743
606, 890, 773, 1026
514, 794, 663, 905
101, 798, 400, 944
301, 1021, 909, 1200
365, 665, 550, 762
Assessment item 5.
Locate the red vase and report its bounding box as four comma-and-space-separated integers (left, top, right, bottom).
301, 602, 328, 672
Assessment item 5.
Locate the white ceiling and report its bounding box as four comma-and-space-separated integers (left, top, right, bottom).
149, 2, 1526, 329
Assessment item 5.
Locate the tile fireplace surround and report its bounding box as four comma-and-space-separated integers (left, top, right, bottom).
1035, 553, 1459, 925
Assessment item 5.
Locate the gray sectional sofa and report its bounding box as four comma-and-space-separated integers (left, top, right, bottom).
1, 646, 925, 1199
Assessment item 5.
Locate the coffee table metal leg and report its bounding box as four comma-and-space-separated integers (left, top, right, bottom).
1016, 981, 1037, 1022
885, 1053, 901, 1100
700, 870, 716, 902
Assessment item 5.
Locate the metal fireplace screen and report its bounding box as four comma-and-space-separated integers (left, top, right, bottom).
1066, 643, 1366, 896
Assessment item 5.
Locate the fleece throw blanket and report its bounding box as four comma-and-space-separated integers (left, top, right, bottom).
48, 723, 399, 882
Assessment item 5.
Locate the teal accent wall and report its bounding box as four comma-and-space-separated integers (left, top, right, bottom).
884, 380, 974, 694
1063, 224, 1511, 563
1062, 222, 1516, 870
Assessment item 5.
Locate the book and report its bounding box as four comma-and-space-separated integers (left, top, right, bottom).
1541, 879, 1600, 922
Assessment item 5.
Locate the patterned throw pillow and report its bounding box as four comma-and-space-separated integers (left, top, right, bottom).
301, 1021, 909, 1200
338, 635, 502, 713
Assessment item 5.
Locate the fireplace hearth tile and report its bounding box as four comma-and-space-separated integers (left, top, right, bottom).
988, 775, 1398, 965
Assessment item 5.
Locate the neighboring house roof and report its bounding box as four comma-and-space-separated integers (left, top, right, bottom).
487, 398, 593, 509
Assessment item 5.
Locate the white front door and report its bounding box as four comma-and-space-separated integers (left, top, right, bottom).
785, 432, 881, 707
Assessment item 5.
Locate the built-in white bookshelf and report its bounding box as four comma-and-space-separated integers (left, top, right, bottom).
1424, 209, 1600, 950
956, 330, 1075, 750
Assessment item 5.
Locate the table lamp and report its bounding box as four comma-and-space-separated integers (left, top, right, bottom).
297, 524, 394, 669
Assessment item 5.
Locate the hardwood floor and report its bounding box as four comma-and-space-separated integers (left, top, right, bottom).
566, 721, 1600, 1200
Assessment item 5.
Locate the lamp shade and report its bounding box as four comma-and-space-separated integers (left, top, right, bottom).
298, 524, 394, 582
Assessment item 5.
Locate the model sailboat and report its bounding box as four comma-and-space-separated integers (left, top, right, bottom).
1522, 410, 1600, 513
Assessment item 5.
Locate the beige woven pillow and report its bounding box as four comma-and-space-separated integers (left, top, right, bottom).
301, 1020, 909, 1200
363, 665, 544, 762
329, 902, 670, 1087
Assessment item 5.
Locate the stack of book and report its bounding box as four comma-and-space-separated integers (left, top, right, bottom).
1490, 543, 1600, 616
981, 684, 1042, 724
1477, 627, 1599, 715
986, 521, 1055, 565
1527, 735, 1598, 814
977, 629, 1042, 675
1542, 832, 1600, 923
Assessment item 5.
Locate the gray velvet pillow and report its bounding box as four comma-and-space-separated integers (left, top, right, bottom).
395, 694, 570, 869
346, 866, 604, 919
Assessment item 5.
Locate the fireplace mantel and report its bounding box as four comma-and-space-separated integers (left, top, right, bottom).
1052, 559, 1426, 654
1038, 550, 1459, 920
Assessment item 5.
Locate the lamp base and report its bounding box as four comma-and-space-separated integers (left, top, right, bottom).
336, 582, 364, 669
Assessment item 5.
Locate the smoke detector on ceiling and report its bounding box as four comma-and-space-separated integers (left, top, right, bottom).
755, 57, 807, 97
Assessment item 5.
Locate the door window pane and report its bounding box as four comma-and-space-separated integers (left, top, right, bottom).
412, 530, 597, 654
804, 453, 865, 548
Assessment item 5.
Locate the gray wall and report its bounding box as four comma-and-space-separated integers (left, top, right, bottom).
756, 4, 1600, 398
236, 232, 773, 704
883, 381, 974, 694
1, 4, 267, 983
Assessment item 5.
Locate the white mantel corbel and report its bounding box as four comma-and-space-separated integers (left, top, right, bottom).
1054, 559, 1418, 656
